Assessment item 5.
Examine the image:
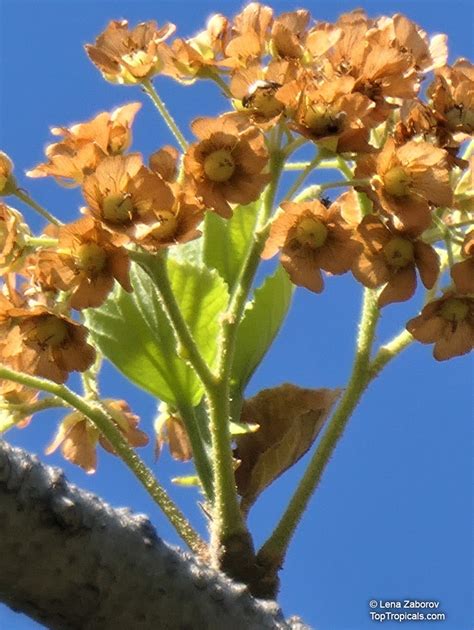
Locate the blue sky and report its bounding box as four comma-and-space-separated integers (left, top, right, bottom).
0, 1, 472, 628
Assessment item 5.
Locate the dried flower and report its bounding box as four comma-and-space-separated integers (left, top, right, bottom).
262, 197, 361, 292
352, 215, 439, 307
407, 292, 474, 360
32, 216, 132, 310
85, 20, 176, 84
184, 115, 269, 218
27, 103, 142, 186
451, 230, 474, 294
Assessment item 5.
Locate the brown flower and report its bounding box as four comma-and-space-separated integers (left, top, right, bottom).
27, 103, 142, 186
0, 151, 16, 196
82, 153, 174, 238
2, 306, 95, 383
46, 399, 148, 473
352, 215, 439, 307
223, 3, 273, 67
429, 60, 474, 140
451, 230, 474, 294
356, 138, 453, 232
149, 145, 180, 182
85, 20, 176, 84
269, 10, 310, 60
279, 74, 376, 152
0, 203, 31, 273
183, 115, 269, 218
163, 14, 229, 82
133, 190, 204, 252
154, 403, 192, 462
262, 198, 361, 292
32, 216, 132, 310
406, 291, 474, 360
230, 60, 293, 125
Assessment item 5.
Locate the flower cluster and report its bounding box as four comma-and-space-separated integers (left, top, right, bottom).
0, 4, 472, 472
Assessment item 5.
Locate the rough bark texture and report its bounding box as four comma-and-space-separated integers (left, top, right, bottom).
0, 440, 309, 630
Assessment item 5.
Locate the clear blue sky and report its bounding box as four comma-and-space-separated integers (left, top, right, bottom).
0, 1, 472, 628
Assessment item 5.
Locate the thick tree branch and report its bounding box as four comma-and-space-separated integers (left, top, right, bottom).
0, 440, 309, 630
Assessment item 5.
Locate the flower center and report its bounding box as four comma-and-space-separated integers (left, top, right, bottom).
32, 316, 68, 347
383, 236, 415, 269
440, 298, 469, 323
122, 49, 149, 68
244, 86, 284, 118
304, 104, 342, 136
151, 211, 178, 241
204, 149, 236, 182
102, 193, 134, 224
76, 242, 107, 276
295, 217, 328, 248
383, 166, 412, 197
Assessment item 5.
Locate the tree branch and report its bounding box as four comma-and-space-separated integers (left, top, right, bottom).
0, 440, 309, 630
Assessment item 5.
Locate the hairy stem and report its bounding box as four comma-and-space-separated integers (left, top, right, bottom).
257, 288, 380, 567
142, 80, 188, 151
0, 364, 205, 555
13, 189, 62, 226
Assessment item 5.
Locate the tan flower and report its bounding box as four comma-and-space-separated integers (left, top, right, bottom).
154, 403, 192, 462
322, 10, 421, 122
85, 20, 176, 84
0, 203, 31, 273
163, 14, 229, 81
451, 230, 474, 294
279, 74, 376, 152
374, 14, 447, 72
2, 306, 95, 383
46, 399, 148, 473
356, 138, 453, 231
406, 291, 474, 360
269, 10, 310, 60
82, 153, 174, 238
149, 145, 179, 182
230, 60, 293, 125
32, 216, 132, 310
352, 215, 439, 307
262, 198, 361, 292
0, 151, 16, 196
429, 60, 474, 140
183, 115, 269, 218
27, 103, 142, 186
223, 3, 273, 67
133, 190, 204, 252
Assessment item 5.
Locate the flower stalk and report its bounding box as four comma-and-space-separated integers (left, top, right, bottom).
0, 363, 205, 555
142, 80, 188, 151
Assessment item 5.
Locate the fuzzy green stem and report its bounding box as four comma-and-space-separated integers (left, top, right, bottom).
13, 189, 62, 226
369, 330, 413, 380
284, 153, 322, 201
142, 80, 188, 151
175, 400, 214, 501
130, 250, 216, 391
257, 288, 380, 566
25, 236, 59, 248
0, 363, 204, 554
208, 149, 287, 544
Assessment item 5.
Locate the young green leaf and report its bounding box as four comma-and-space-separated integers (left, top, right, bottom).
231, 264, 294, 392
203, 201, 259, 290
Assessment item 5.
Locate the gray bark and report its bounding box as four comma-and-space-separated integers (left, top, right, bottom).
0, 440, 309, 630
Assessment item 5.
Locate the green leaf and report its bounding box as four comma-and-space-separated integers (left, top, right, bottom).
231, 264, 294, 391
85, 268, 191, 405
86, 258, 228, 407
203, 201, 258, 290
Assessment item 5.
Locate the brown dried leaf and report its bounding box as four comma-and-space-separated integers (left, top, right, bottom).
234, 383, 341, 512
